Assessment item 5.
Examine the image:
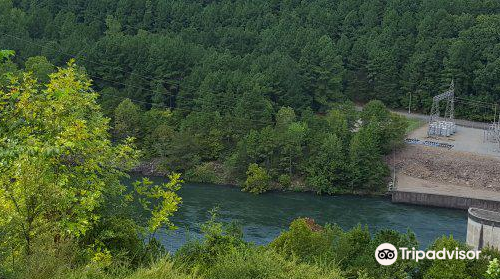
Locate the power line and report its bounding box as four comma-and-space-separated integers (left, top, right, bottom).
0, 33, 282, 126
2, 3, 213, 88
455, 99, 498, 110
0, 10, 206, 107
0, 31, 166, 87
6, 16, 499, 114
0, 28, 258, 108
0, 30, 284, 123
456, 97, 499, 107
6, 21, 499, 128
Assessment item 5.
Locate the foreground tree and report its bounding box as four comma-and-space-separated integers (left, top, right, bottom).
0, 61, 181, 269
0, 62, 137, 257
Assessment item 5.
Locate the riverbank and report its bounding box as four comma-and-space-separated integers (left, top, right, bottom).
131, 159, 388, 197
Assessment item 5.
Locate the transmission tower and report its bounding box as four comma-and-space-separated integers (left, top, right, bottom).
487, 105, 500, 150
428, 80, 456, 137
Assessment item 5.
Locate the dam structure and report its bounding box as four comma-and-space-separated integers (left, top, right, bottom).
467, 208, 500, 250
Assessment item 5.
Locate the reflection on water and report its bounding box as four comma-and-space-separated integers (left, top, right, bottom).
127, 175, 467, 252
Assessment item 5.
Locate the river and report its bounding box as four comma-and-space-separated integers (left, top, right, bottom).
128, 175, 467, 252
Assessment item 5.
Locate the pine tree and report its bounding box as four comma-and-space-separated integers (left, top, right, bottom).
349, 121, 388, 192
306, 133, 347, 194
114, 98, 143, 141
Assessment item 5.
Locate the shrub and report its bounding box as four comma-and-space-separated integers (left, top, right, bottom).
278, 174, 292, 189
355, 229, 418, 279
243, 163, 270, 194
418, 236, 479, 279
271, 218, 335, 263
48, 259, 196, 279
184, 162, 221, 184
205, 247, 344, 279
81, 217, 146, 267
271, 218, 420, 279
126, 259, 197, 279
485, 258, 500, 279
174, 212, 245, 271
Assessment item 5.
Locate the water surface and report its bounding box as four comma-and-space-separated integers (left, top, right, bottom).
129, 176, 467, 251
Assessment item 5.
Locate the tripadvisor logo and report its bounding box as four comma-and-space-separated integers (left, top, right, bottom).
375, 243, 398, 265
374, 243, 481, 266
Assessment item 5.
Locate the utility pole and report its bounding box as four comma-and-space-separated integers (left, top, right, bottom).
494, 104, 497, 125
408, 91, 412, 114
393, 149, 396, 189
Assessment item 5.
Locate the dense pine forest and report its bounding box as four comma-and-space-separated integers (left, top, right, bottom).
1, 0, 500, 113
1, 0, 500, 193
15, 0, 491, 192
5, 0, 500, 193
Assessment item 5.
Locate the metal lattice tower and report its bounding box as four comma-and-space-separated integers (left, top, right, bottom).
428, 80, 456, 137
429, 80, 455, 123
487, 118, 500, 150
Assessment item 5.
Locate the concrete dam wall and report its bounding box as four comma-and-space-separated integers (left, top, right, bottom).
391, 191, 500, 212
467, 208, 500, 250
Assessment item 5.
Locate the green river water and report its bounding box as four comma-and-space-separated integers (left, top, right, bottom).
128, 175, 467, 252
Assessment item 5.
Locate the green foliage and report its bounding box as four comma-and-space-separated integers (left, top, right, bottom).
0, 50, 15, 62
133, 174, 182, 233
305, 133, 347, 194
243, 163, 271, 194
2, 0, 500, 119
24, 56, 54, 83
349, 121, 389, 192
0, 62, 182, 277
4, 6, 418, 194
279, 121, 308, 176
184, 162, 222, 184
179, 112, 225, 161
81, 216, 164, 269
142, 109, 174, 158
4, 3, 498, 277
3, 212, 493, 279
271, 218, 421, 279
175, 216, 344, 279
205, 247, 343, 279
361, 100, 408, 154
361, 100, 391, 124
125, 259, 198, 279
485, 258, 500, 279
174, 211, 245, 271
0, 50, 18, 86
417, 236, 478, 279
278, 174, 291, 188
229, 126, 278, 178
271, 218, 335, 262
276, 107, 297, 132
114, 99, 143, 141
0, 62, 137, 257
218, 102, 397, 193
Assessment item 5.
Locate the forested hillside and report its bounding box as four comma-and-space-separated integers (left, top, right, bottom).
1, 0, 499, 192
2, 0, 499, 115
2, 1, 500, 278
